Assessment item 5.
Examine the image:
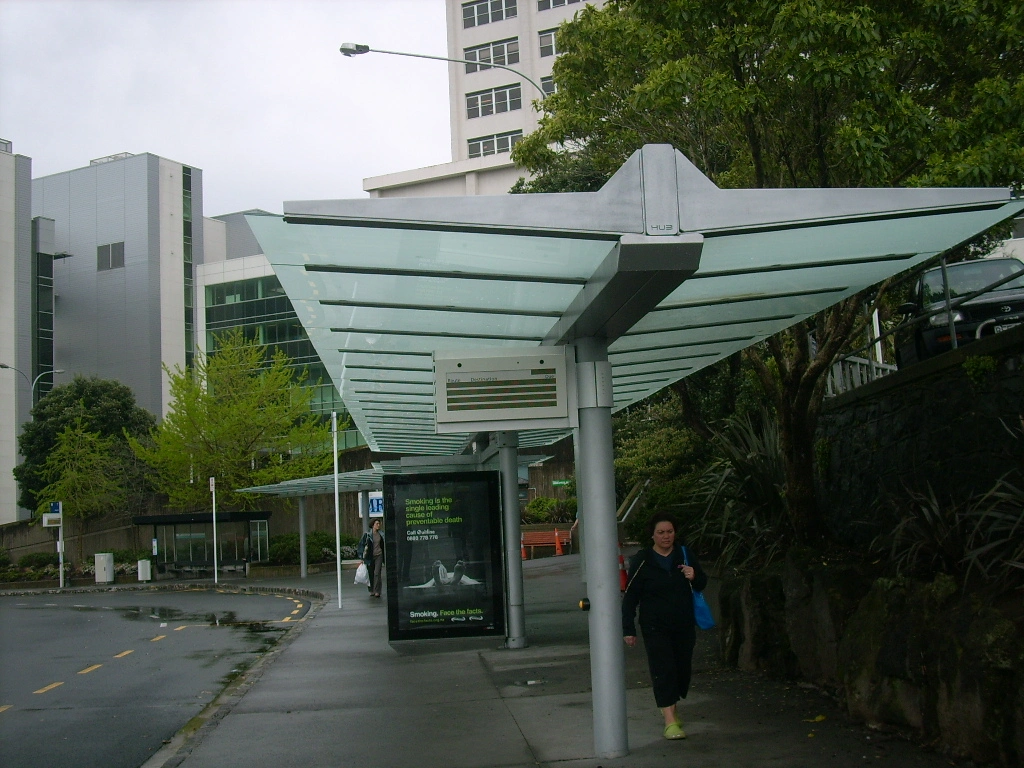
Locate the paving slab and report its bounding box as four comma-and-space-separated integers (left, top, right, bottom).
160, 555, 968, 768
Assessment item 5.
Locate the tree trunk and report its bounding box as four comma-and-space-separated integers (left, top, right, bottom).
779, 411, 825, 544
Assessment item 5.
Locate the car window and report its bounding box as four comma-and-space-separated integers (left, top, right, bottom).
921, 259, 1024, 303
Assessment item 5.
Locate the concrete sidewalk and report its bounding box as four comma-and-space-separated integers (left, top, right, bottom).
157, 555, 961, 768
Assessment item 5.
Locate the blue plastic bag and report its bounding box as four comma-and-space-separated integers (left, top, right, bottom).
682, 546, 715, 630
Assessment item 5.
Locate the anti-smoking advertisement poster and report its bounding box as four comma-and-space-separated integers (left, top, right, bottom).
384, 471, 505, 641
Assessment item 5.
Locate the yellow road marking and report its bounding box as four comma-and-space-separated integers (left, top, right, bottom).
290, 609, 300, 615
174, 625, 187, 631
151, 635, 166, 642
78, 664, 102, 675
114, 650, 134, 658
0, 705, 12, 713
295, 603, 304, 609
281, 617, 292, 622
34, 682, 63, 694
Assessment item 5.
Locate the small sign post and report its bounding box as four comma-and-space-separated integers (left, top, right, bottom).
44, 501, 64, 589
209, 477, 218, 585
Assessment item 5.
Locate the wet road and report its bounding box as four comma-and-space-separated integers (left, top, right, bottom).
0, 588, 311, 768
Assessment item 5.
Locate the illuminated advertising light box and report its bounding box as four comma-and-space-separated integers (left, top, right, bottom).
384, 471, 505, 641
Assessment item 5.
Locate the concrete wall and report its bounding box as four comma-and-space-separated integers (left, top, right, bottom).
815, 323, 1024, 543
0, 148, 33, 525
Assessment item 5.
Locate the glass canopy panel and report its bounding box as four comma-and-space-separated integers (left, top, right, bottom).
247, 217, 613, 280
301, 271, 580, 316
249, 194, 1024, 451
315, 304, 556, 341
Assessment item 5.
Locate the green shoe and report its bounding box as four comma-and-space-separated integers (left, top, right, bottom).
663, 722, 686, 740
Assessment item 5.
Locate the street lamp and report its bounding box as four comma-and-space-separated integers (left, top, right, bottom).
31, 369, 65, 402
340, 42, 548, 98
0, 364, 65, 405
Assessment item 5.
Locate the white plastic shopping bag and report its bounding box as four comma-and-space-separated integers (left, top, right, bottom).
354, 562, 370, 585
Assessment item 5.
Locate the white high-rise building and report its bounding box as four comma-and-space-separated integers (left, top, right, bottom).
365, 0, 603, 198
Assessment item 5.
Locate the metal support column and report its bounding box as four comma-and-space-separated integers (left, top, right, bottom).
497, 431, 527, 649
575, 337, 628, 758
298, 496, 308, 579
359, 490, 370, 535
572, 427, 585, 583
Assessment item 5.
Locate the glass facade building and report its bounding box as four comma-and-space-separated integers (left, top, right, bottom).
202, 269, 363, 449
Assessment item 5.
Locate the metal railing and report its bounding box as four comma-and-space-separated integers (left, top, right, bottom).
825, 356, 898, 397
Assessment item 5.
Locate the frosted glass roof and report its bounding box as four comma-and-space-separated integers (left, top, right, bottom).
248, 145, 1024, 455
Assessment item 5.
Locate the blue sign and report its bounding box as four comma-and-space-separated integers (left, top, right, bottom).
50, 501, 62, 514
368, 497, 384, 515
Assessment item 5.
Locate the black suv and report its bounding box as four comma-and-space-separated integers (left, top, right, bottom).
895, 257, 1024, 366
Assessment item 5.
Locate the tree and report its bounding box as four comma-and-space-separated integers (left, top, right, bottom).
513, 0, 1024, 542
14, 376, 156, 512
35, 416, 127, 562
131, 329, 337, 511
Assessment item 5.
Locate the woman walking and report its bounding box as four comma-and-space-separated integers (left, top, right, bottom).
358, 518, 385, 598
622, 510, 708, 740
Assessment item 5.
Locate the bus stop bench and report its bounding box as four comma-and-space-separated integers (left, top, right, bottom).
521, 529, 572, 559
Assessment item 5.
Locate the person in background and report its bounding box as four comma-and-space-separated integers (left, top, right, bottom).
622, 510, 708, 740
358, 519, 385, 598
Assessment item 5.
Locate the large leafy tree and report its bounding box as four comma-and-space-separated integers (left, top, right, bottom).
514, 0, 1024, 542
131, 329, 336, 511
14, 376, 156, 512
36, 417, 128, 562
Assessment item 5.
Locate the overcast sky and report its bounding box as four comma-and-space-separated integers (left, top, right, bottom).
0, 0, 453, 215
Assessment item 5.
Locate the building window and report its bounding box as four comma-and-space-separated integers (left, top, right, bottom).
538, 0, 580, 8
97, 241, 125, 271
467, 84, 522, 119
539, 28, 559, 57
468, 130, 523, 158
464, 37, 519, 73
34, 252, 55, 401
463, 0, 517, 28
541, 76, 556, 95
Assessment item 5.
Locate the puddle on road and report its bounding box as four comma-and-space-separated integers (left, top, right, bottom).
120, 605, 185, 621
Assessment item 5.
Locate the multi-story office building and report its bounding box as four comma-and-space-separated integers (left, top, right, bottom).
365, 0, 604, 198
0, 140, 59, 524
32, 152, 203, 418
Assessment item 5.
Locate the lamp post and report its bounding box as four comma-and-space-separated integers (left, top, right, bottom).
0, 364, 65, 405
340, 42, 548, 98
31, 369, 64, 403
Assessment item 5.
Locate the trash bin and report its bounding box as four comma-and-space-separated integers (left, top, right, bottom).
137, 559, 152, 582
95, 552, 114, 584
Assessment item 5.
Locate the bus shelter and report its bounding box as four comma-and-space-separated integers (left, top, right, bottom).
245, 145, 1023, 758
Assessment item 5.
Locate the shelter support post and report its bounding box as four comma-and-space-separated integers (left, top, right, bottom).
359, 490, 370, 535
299, 496, 308, 579
575, 337, 628, 758
497, 431, 527, 649
572, 427, 585, 582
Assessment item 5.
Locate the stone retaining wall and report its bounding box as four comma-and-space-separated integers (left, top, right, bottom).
815, 323, 1024, 544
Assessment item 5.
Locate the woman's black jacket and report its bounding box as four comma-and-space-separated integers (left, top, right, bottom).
621, 545, 708, 637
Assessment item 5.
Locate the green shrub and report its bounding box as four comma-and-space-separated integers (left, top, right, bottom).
18, 551, 60, 568
0, 549, 10, 567
110, 549, 150, 564
523, 496, 558, 524
679, 409, 789, 573
268, 531, 357, 565
875, 476, 1024, 593
269, 534, 300, 565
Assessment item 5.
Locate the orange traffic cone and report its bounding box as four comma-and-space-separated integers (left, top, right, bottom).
618, 547, 627, 592
521, 534, 527, 561
554, 528, 564, 556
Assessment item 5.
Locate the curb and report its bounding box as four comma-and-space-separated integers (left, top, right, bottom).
0, 581, 327, 601
130, 587, 327, 768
